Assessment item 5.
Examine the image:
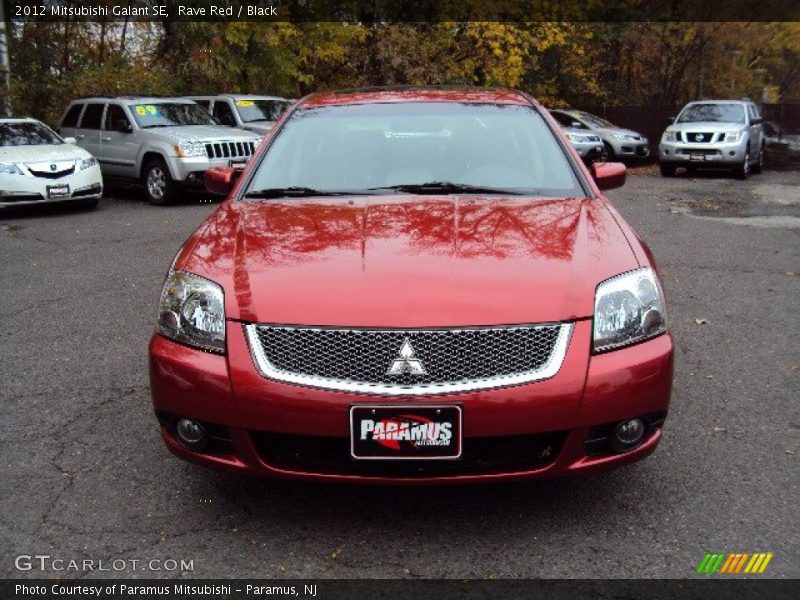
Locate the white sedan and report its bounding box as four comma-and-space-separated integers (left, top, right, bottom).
1, 118, 103, 209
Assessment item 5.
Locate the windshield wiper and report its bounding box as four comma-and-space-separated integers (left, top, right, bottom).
244, 187, 371, 199
141, 124, 176, 129
367, 182, 529, 196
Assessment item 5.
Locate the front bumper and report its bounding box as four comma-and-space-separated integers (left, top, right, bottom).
149, 320, 673, 484
570, 141, 604, 161
659, 140, 746, 166
608, 139, 650, 159
0, 165, 103, 208
168, 155, 253, 184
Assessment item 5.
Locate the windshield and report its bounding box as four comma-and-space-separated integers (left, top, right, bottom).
246, 102, 583, 197
678, 103, 746, 124
0, 122, 63, 146
235, 98, 292, 123
127, 103, 217, 128
576, 112, 616, 129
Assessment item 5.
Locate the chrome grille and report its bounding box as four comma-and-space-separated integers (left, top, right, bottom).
245, 324, 572, 395
204, 141, 256, 159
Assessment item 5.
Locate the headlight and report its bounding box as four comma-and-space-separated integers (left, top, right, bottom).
79, 157, 98, 170
661, 131, 677, 142
0, 163, 22, 175
593, 268, 667, 352
567, 134, 584, 143
612, 133, 635, 140
174, 140, 207, 158
157, 270, 225, 353
724, 132, 742, 142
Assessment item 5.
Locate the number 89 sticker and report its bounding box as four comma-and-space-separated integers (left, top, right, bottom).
135, 105, 159, 116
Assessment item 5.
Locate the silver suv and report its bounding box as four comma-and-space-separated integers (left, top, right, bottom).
550, 109, 649, 161
659, 99, 765, 179
187, 95, 293, 136
58, 96, 261, 204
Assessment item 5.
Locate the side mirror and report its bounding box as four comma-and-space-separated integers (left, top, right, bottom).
119, 122, 133, 133
591, 162, 626, 191
63, 136, 77, 144
751, 117, 763, 125
204, 166, 241, 196
666, 116, 675, 125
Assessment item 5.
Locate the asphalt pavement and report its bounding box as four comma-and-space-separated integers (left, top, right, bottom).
1, 169, 798, 578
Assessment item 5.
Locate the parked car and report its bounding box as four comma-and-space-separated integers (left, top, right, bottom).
187, 95, 293, 136
150, 87, 673, 484
764, 120, 800, 164
552, 118, 604, 164
659, 99, 765, 179
58, 96, 261, 205
1, 117, 102, 210
550, 109, 649, 161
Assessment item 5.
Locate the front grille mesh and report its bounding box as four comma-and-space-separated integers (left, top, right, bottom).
247, 324, 568, 394
204, 141, 256, 159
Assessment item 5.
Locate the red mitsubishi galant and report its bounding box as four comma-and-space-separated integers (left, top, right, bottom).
149, 88, 673, 483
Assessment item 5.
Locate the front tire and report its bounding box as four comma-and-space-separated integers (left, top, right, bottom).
660, 163, 676, 177
143, 158, 176, 205
735, 150, 750, 180
751, 145, 764, 174
602, 142, 615, 162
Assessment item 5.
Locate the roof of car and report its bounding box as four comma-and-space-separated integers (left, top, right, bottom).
0, 117, 38, 123
74, 96, 196, 104
300, 87, 532, 108
686, 99, 751, 105
188, 94, 290, 101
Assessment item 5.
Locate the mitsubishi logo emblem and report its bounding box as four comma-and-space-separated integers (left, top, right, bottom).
50, 163, 57, 171
387, 339, 427, 376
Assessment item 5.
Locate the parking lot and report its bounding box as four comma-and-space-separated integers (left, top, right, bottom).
1, 169, 798, 578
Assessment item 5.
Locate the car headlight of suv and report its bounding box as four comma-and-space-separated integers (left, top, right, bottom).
0, 163, 22, 175
724, 132, 742, 142
593, 268, 667, 352
661, 131, 678, 142
174, 140, 207, 158
567, 133, 585, 143
78, 157, 98, 170
157, 270, 225, 353
612, 133, 636, 140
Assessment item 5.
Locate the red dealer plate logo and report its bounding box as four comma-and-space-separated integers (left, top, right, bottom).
350, 405, 462, 460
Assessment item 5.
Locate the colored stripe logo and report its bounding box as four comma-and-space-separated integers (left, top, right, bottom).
697, 552, 773, 574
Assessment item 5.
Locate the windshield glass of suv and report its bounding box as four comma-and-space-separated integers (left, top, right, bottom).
576, 112, 616, 129
0, 122, 63, 146
235, 99, 292, 123
127, 103, 217, 128
246, 102, 583, 197
678, 103, 745, 124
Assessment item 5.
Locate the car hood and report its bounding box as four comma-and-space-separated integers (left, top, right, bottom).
242, 122, 273, 135
142, 125, 261, 143
669, 122, 744, 133
179, 196, 640, 327
595, 127, 643, 138
0, 143, 91, 163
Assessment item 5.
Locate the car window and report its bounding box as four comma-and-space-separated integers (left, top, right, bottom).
234, 99, 292, 123
127, 102, 216, 128
104, 105, 131, 131
61, 104, 83, 128
550, 111, 574, 127
677, 103, 745, 124
213, 101, 237, 126
194, 100, 211, 111
80, 103, 105, 129
246, 102, 584, 197
0, 121, 63, 146
576, 112, 615, 128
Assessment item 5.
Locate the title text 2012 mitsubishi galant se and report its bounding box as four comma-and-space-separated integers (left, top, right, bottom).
149, 88, 673, 483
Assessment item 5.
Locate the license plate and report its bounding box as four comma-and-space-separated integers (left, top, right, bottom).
350, 405, 462, 460
47, 184, 70, 198
229, 159, 247, 169
689, 153, 705, 162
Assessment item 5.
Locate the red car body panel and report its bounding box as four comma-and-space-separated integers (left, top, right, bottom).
150, 88, 674, 483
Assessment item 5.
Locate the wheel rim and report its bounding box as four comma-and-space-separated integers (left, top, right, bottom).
147, 167, 166, 200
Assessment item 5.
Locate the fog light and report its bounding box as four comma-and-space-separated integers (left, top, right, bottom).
612, 418, 645, 452
175, 418, 207, 450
